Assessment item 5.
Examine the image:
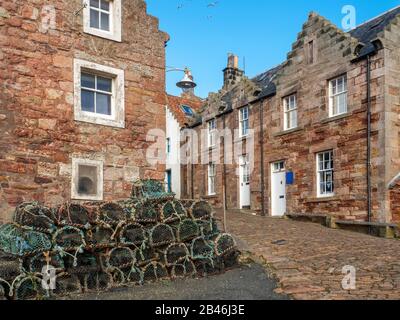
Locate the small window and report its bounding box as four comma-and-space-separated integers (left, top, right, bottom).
208, 163, 216, 196
329, 75, 347, 117
308, 40, 314, 64
81, 73, 112, 116
273, 161, 285, 173
181, 105, 194, 117
283, 94, 297, 130
208, 119, 217, 148
166, 138, 171, 155
83, 0, 122, 42
72, 158, 103, 201
74, 59, 125, 128
317, 150, 334, 197
239, 106, 249, 137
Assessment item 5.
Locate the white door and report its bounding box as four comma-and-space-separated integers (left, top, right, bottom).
271, 161, 286, 217
239, 155, 251, 209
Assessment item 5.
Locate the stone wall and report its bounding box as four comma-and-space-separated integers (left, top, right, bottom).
0, 0, 168, 222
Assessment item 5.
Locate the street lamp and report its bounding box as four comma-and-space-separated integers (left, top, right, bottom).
167, 67, 197, 94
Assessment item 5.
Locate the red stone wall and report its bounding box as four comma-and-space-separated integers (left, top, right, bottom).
390, 184, 400, 223
0, 0, 168, 222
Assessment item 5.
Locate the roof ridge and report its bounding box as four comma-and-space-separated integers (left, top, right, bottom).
349, 5, 400, 31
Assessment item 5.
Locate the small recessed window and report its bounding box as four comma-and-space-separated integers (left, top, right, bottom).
72, 158, 103, 201
329, 75, 348, 117
83, 0, 122, 42
239, 106, 250, 137
317, 150, 334, 197
283, 94, 297, 131
308, 40, 314, 64
208, 119, 217, 148
181, 105, 194, 116
81, 73, 112, 116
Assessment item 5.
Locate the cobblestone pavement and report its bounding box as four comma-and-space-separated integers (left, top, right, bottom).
217, 210, 400, 300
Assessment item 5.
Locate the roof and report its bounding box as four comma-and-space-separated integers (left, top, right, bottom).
251, 64, 282, 100
166, 94, 203, 127
350, 6, 400, 57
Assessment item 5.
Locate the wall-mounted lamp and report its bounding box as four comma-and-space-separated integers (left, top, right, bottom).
167, 67, 197, 94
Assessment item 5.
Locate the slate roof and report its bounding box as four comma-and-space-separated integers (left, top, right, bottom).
350, 6, 400, 57
251, 64, 282, 100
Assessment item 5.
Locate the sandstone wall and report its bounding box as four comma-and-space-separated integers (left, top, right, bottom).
0, 0, 168, 222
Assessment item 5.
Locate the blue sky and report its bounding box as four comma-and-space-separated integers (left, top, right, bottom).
146, 0, 399, 98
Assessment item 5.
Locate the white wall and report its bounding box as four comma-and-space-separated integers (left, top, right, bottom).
166, 106, 182, 199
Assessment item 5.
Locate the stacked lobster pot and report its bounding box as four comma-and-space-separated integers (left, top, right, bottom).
0, 180, 240, 300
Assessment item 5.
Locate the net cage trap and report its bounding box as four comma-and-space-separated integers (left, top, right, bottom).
0, 179, 240, 299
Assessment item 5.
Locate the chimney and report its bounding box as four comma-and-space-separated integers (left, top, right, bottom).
223, 53, 244, 90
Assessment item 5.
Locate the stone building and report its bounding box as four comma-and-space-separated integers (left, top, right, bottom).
0, 0, 169, 222
183, 7, 400, 224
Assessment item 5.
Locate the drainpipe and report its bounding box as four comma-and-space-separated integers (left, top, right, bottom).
366, 55, 372, 226
260, 101, 266, 216
222, 113, 228, 211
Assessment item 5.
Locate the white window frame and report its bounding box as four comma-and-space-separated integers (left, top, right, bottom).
316, 150, 334, 198
329, 75, 348, 117
283, 94, 298, 131
71, 158, 104, 201
83, 0, 122, 42
208, 162, 216, 196
239, 106, 250, 138
208, 119, 217, 148
74, 59, 125, 128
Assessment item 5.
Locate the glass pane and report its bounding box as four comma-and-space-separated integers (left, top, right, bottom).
81, 90, 95, 113
97, 76, 112, 92
100, 12, 110, 31
78, 165, 98, 196
90, 9, 99, 29
290, 110, 297, 128
81, 73, 96, 89
96, 93, 111, 115
90, 0, 100, 8
100, 0, 110, 11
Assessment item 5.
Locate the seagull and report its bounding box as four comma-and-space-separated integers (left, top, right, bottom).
207, 1, 219, 7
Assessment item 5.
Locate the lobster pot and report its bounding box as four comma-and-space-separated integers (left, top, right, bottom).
214, 233, 237, 257
84, 271, 113, 292
190, 237, 214, 261
105, 247, 135, 270
86, 225, 115, 250
57, 203, 94, 229
149, 224, 175, 248
14, 202, 56, 233
0, 252, 22, 281
0, 224, 52, 257
170, 260, 196, 280
117, 199, 137, 221
176, 219, 200, 243
13, 276, 48, 300
99, 202, 130, 226
135, 201, 160, 224
142, 262, 168, 283
194, 259, 221, 278
197, 219, 219, 238
135, 179, 175, 201
23, 252, 64, 274
180, 200, 196, 211
64, 252, 100, 277
189, 201, 214, 220
133, 247, 158, 267
161, 201, 186, 224
221, 250, 240, 269
0, 278, 9, 300
53, 226, 86, 253
52, 273, 82, 297
164, 243, 189, 267
119, 223, 147, 247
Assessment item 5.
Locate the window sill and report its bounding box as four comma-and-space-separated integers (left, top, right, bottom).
321, 113, 349, 124
83, 28, 122, 43
305, 196, 339, 203
273, 126, 303, 137
202, 194, 218, 199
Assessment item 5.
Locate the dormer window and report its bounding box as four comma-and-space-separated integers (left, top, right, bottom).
83, 0, 122, 42
181, 105, 194, 117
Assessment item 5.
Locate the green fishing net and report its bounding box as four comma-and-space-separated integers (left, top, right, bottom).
149, 224, 175, 247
